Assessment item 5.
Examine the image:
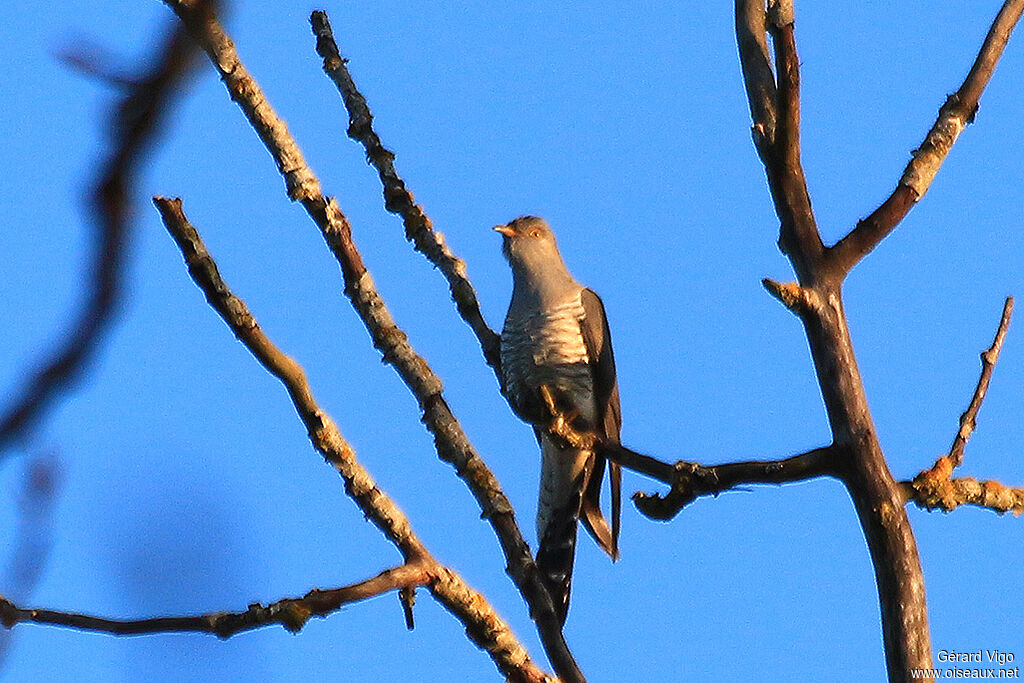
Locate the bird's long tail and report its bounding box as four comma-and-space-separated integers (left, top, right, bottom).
580, 453, 620, 561
535, 435, 597, 624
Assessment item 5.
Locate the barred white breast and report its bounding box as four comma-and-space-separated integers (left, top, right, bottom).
500, 292, 595, 422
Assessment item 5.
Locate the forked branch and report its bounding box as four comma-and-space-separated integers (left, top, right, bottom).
153, 196, 548, 682
160, 3, 579, 679
904, 297, 1022, 515
830, 0, 1024, 275
766, 1, 824, 275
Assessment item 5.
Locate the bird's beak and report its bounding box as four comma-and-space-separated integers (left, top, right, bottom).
493, 224, 516, 237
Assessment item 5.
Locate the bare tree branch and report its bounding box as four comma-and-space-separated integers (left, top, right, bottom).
156, 4, 580, 678
736, 2, 936, 677
947, 297, 1014, 469
765, 1, 824, 276
309, 11, 502, 374
1, 564, 430, 639
154, 197, 425, 558
0, 456, 62, 669
903, 475, 1024, 516
533, 389, 840, 521
619, 445, 840, 521
153, 196, 549, 683
0, 10, 199, 453
734, 0, 777, 152
903, 297, 1021, 516
830, 0, 1024, 275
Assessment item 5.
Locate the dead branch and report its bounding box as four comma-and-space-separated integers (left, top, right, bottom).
153, 196, 549, 683
734, 0, 777, 153
0, 9, 199, 453
829, 0, 1024, 275
159, 3, 580, 678
731, 0, 1024, 677
903, 474, 1024, 516
765, 2, 823, 276
309, 11, 502, 374
734, 0, 1024, 678
904, 297, 1021, 515
0, 564, 430, 639
948, 297, 1015, 469
620, 446, 840, 521
154, 198, 425, 558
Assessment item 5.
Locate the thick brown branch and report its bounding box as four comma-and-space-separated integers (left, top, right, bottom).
157, 5, 576, 678
603, 445, 840, 521
0, 10, 199, 453
830, 0, 1024, 275
736, 3, 937, 677
800, 287, 932, 682
766, 2, 824, 278
0, 564, 430, 638
154, 197, 547, 683
734, 0, 778, 152
309, 11, 502, 374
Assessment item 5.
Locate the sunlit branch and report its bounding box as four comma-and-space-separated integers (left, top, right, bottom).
154, 196, 547, 683
904, 297, 1021, 516
159, 3, 581, 678
309, 10, 502, 374
830, 0, 1024, 275
1, 564, 430, 639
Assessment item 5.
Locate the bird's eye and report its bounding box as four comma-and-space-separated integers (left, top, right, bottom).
530, 230, 542, 238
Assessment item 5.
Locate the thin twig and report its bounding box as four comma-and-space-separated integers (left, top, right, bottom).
0, 8, 200, 453
903, 297, 1019, 515
153, 196, 549, 683
0, 456, 62, 669
309, 11, 502, 374
830, 0, 1024, 275
160, 3, 580, 679
1, 564, 431, 638
948, 297, 1014, 468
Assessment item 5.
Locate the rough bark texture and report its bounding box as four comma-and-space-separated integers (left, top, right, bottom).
733, 2, 1022, 680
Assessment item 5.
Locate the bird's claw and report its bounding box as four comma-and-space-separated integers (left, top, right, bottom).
539, 385, 593, 449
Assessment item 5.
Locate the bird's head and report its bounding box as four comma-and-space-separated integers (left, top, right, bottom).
494, 216, 564, 273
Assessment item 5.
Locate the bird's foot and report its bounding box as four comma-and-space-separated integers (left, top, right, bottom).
539, 385, 594, 450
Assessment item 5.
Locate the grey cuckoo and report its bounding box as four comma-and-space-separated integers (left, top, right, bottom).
495, 215, 622, 625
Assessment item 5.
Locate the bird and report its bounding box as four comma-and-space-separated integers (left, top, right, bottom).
495, 215, 622, 625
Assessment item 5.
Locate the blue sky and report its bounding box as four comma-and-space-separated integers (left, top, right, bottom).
1, 2, 1022, 681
